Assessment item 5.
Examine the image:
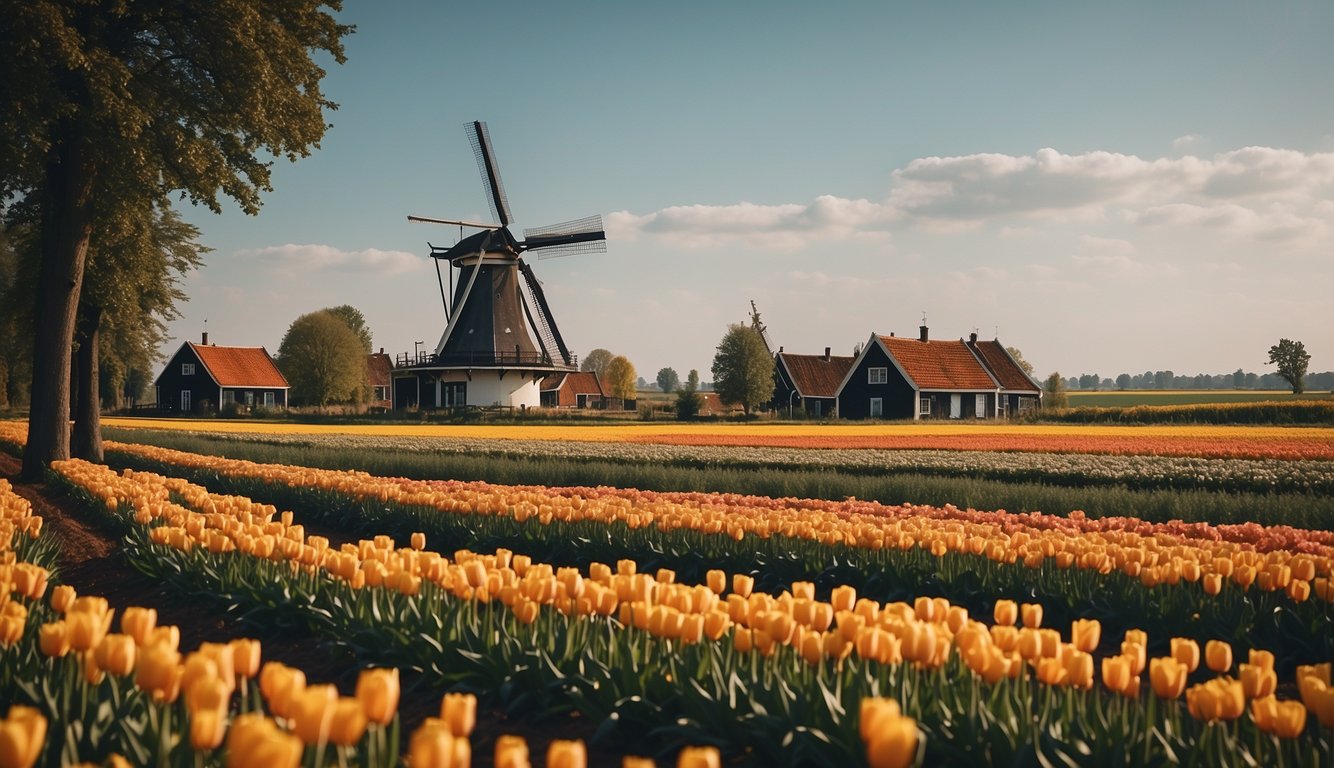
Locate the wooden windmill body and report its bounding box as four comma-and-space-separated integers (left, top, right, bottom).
393, 122, 605, 410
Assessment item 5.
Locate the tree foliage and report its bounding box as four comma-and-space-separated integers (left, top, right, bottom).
711, 324, 775, 415
1006, 346, 1035, 378
327, 304, 373, 353
1, 0, 351, 477
277, 310, 367, 406
581, 348, 614, 381
1043, 371, 1069, 409
676, 369, 702, 420
604, 355, 637, 400
656, 367, 680, 394
1268, 338, 1311, 395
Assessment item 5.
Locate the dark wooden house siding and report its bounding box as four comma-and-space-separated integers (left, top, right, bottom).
155, 346, 215, 414
838, 344, 916, 420
917, 390, 994, 420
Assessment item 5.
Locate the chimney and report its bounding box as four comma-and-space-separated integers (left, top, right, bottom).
823, 346, 831, 361
202, 331, 209, 346
919, 325, 929, 343
379, 347, 384, 354
969, 332, 978, 344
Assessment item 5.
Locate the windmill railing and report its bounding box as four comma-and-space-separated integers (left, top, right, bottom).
394, 350, 577, 370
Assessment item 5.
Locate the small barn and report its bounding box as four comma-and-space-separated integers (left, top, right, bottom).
772, 348, 855, 418
836, 326, 1040, 420
539, 371, 605, 408
367, 350, 393, 410
155, 334, 289, 414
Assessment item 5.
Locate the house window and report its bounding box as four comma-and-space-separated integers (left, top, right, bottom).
998, 397, 1008, 418
867, 367, 888, 385
975, 394, 987, 418
264, 392, 275, 408
811, 401, 822, 418
869, 397, 883, 418
919, 397, 931, 416
181, 390, 192, 412
1018, 396, 1037, 413
245, 392, 254, 406
182, 363, 195, 376
222, 391, 235, 405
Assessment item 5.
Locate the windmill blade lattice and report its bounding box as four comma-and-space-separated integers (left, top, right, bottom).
523, 215, 607, 259
466, 121, 512, 226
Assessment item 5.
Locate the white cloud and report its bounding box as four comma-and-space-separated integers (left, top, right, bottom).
608, 146, 1334, 249
1172, 134, 1202, 152
237, 243, 423, 276
1077, 235, 1136, 255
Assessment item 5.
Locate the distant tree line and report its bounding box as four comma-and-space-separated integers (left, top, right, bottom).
1062, 370, 1334, 392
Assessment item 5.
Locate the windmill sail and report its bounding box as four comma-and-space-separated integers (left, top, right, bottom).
523, 215, 607, 259
467, 121, 512, 226
519, 260, 573, 366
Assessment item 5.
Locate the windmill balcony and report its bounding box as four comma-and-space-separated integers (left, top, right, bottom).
394, 350, 577, 371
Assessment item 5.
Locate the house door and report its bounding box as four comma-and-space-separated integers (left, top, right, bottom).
869, 397, 883, 418
181, 390, 191, 413
950, 395, 961, 418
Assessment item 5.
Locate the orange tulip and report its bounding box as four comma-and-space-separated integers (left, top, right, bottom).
1149, 657, 1188, 699
94, 634, 137, 677
731, 574, 754, 598
356, 667, 400, 726
1070, 619, 1100, 653
440, 692, 476, 738
292, 684, 337, 744
225, 713, 302, 768
495, 734, 531, 768
189, 708, 226, 751
0, 705, 46, 768
547, 739, 587, 768
1169, 638, 1200, 672
863, 710, 918, 768
39, 622, 71, 658
50, 584, 76, 613
993, 600, 1017, 627
229, 638, 261, 681
1239, 663, 1277, 699
136, 644, 183, 703
1020, 603, 1042, 628
677, 745, 721, 768
120, 607, 157, 647
329, 698, 369, 746
1205, 640, 1232, 674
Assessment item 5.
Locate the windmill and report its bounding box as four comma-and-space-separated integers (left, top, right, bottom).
398, 121, 606, 409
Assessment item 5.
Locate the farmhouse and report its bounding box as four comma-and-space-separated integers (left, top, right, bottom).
836, 326, 1041, 420
772, 348, 855, 418
155, 333, 288, 414
539, 371, 605, 408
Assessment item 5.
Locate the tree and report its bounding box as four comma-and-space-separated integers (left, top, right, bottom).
1043, 371, 1068, 409
1115, 373, 1132, 390
603, 355, 637, 400
327, 305, 373, 354
1268, 339, 1311, 394
711, 324, 775, 416
2, 1, 350, 478
277, 310, 367, 406
1005, 346, 1035, 378
676, 369, 702, 420
581, 348, 615, 381
656, 367, 680, 394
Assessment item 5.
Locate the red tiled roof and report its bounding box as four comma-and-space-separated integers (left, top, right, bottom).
190, 344, 288, 388
970, 340, 1039, 392
878, 336, 996, 390
541, 371, 603, 395
779, 352, 855, 398
367, 353, 393, 387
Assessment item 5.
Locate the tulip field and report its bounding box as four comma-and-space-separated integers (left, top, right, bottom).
2, 418, 1334, 766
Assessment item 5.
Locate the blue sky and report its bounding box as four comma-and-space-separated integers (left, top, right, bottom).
171, 1, 1334, 382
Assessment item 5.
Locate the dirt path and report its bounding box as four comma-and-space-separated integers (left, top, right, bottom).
0, 452, 617, 766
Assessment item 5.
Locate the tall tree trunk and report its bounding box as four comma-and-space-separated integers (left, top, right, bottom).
72, 304, 104, 462
22, 131, 95, 479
